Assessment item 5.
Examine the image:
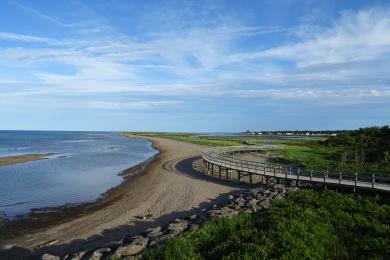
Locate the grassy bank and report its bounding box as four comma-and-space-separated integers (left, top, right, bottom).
125, 132, 390, 174
123, 132, 248, 146
144, 189, 390, 259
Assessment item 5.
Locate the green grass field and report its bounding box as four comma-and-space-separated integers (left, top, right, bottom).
125, 132, 390, 174
143, 189, 390, 259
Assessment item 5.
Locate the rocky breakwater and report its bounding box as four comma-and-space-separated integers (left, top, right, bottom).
42, 184, 297, 260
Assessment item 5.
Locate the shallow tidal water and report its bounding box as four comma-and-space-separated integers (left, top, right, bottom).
0, 131, 157, 219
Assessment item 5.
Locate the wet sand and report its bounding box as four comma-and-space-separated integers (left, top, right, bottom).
0, 153, 56, 166
0, 135, 242, 258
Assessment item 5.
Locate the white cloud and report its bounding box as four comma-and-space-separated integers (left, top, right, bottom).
1, 6, 390, 109
84, 100, 183, 109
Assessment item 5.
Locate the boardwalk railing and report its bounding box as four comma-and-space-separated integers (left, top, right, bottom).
202, 146, 390, 193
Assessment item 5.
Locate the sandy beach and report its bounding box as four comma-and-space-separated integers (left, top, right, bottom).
0, 153, 56, 166
0, 135, 243, 258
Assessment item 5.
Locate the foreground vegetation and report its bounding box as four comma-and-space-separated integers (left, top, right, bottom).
144, 189, 390, 259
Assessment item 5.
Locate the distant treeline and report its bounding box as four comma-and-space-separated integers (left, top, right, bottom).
322, 125, 390, 164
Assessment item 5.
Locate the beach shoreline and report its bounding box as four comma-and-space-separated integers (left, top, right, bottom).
0, 135, 240, 258
0, 150, 159, 240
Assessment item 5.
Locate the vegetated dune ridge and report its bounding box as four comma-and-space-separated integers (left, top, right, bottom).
0, 135, 239, 257
0, 153, 56, 166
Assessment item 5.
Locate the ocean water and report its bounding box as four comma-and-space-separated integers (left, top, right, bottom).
0, 131, 158, 219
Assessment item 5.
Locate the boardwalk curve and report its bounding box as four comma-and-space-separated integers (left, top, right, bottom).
202, 145, 390, 193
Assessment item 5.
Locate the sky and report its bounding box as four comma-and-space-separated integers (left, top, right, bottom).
0, 0, 389, 132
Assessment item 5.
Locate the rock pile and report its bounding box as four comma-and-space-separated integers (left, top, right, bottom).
42, 184, 297, 260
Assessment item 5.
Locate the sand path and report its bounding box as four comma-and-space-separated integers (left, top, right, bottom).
1, 136, 242, 258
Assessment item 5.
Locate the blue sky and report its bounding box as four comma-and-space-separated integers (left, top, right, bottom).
0, 0, 389, 132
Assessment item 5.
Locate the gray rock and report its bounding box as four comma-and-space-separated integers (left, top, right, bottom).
90, 248, 111, 260
149, 233, 175, 246
259, 198, 270, 209
251, 204, 261, 213
167, 219, 188, 235
146, 226, 163, 238
66, 250, 87, 260
190, 224, 200, 230
116, 236, 149, 257
189, 214, 197, 220
227, 195, 234, 201
210, 206, 238, 218
274, 193, 284, 200
41, 254, 60, 260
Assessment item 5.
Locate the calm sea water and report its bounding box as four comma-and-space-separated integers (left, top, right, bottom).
0, 131, 157, 219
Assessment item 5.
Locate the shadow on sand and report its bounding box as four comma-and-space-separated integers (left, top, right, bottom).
0, 156, 250, 260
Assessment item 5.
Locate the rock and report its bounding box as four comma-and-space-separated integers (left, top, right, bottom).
189, 214, 197, 220
259, 198, 270, 209
167, 219, 188, 235
103, 241, 122, 251
41, 254, 60, 260
210, 207, 238, 219
90, 248, 111, 260
227, 195, 234, 201
146, 226, 163, 238
149, 233, 175, 246
66, 250, 88, 260
274, 193, 284, 200
116, 236, 149, 257
190, 224, 200, 230
251, 204, 261, 213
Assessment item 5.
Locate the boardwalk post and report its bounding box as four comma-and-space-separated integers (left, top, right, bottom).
310, 169, 313, 181
354, 172, 358, 192
218, 166, 222, 179
273, 165, 276, 177
226, 168, 229, 180
285, 168, 288, 183
372, 173, 375, 189
339, 172, 342, 184
323, 170, 327, 189
238, 170, 241, 183
249, 172, 253, 185
211, 163, 214, 177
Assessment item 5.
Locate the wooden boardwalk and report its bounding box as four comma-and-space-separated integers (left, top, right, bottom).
202, 146, 390, 193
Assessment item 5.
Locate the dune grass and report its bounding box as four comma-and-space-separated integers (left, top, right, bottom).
143, 189, 390, 259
